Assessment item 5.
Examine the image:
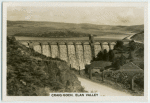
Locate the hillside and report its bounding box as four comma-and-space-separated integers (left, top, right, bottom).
7, 36, 85, 96
132, 44, 144, 69
131, 31, 144, 42
7, 21, 144, 37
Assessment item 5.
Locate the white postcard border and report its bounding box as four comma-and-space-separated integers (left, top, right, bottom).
2, 2, 148, 102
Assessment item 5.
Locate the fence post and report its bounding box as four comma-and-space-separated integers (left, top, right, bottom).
102, 71, 104, 81
131, 78, 134, 90
89, 68, 92, 79
79, 66, 80, 75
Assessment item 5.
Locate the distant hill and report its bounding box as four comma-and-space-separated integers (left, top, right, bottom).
7, 21, 144, 37
131, 31, 144, 42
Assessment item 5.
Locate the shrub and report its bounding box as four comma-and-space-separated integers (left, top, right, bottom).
96, 51, 103, 60
103, 49, 109, 61
85, 64, 90, 74
129, 40, 136, 51
120, 54, 127, 66
112, 57, 121, 70
108, 50, 115, 61
134, 75, 144, 88
7, 36, 84, 96
114, 40, 124, 49
139, 62, 144, 69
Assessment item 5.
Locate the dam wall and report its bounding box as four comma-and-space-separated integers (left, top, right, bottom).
17, 36, 130, 70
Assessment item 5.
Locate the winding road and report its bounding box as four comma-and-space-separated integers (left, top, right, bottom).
78, 77, 132, 96
77, 33, 142, 96
124, 33, 143, 44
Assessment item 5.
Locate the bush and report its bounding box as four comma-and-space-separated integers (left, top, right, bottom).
7, 36, 84, 96
139, 62, 144, 69
129, 40, 136, 51
96, 51, 103, 60
108, 50, 115, 61
114, 40, 124, 49
120, 54, 126, 66
95, 49, 109, 61
134, 75, 144, 88
112, 54, 127, 69
110, 71, 144, 89
85, 64, 90, 74
103, 49, 109, 61
112, 57, 121, 70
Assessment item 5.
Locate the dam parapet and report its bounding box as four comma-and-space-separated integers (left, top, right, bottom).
15, 35, 130, 70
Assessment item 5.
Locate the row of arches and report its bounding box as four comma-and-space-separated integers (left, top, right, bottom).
21, 41, 116, 46
21, 41, 116, 70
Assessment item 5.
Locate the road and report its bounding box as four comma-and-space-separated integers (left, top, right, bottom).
78, 76, 132, 96
124, 33, 143, 44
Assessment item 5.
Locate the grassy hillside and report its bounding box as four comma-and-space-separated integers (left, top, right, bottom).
132, 44, 144, 69
7, 36, 85, 96
14, 30, 90, 37
7, 21, 144, 37
131, 31, 144, 42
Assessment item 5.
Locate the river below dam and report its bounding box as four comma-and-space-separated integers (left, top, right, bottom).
16, 35, 130, 70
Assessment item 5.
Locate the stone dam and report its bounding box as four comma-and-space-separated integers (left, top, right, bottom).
15, 35, 130, 70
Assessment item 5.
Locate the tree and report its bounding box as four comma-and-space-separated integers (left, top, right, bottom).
92, 57, 97, 61
96, 51, 103, 60
112, 58, 121, 70
109, 50, 115, 61
139, 62, 144, 69
128, 51, 134, 60
115, 60, 121, 70
103, 49, 109, 61
129, 40, 135, 46
114, 40, 124, 49
112, 56, 124, 70
130, 43, 136, 51
119, 54, 126, 66
129, 40, 136, 51
105, 53, 109, 61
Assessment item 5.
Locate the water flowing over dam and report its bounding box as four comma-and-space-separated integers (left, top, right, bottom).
16, 35, 130, 70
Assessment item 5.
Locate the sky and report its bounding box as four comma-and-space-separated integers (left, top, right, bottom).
7, 5, 144, 26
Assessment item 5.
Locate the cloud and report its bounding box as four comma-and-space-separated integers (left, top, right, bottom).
117, 16, 131, 24
7, 6, 144, 26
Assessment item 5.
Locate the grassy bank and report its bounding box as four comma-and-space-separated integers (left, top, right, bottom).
7, 21, 144, 36
131, 31, 144, 43
72, 69, 144, 96
7, 36, 85, 96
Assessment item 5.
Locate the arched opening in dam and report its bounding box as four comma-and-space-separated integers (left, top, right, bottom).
94, 42, 101, 58
31, 42, 114, 70
17, 36, 129, 70
102, 42, 109, 52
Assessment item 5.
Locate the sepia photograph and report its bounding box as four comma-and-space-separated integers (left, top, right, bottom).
2, 2, 148, 101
